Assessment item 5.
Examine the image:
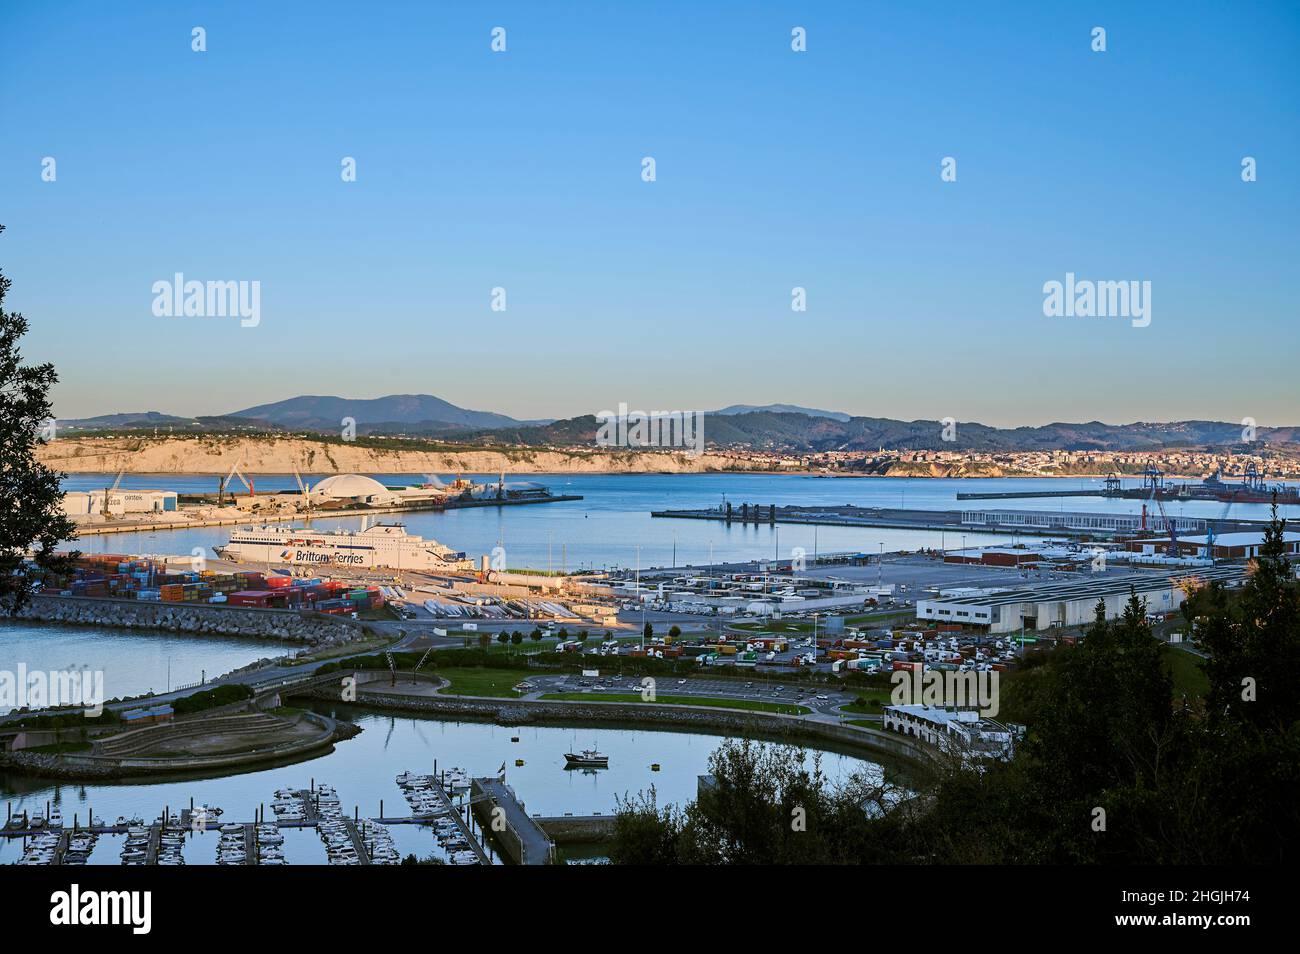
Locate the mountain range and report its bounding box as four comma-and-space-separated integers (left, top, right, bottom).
55, 394, 1300, 451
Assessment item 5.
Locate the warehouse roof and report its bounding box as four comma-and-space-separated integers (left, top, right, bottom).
920, 566, 1249, 609
1177, 531, 1300, 547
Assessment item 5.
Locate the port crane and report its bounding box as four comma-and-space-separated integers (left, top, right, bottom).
218, 460, 254, 505
1203, 492, 1238, 560
1243, 462, 1267, 495
1146, 474, 1180, 558
100, 469, 126, 517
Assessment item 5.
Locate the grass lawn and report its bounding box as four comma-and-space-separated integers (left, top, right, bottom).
452, 639, 555, 655
844, 718, 883, 728
1163, 644, 1209, 700
539, 692, 810, 716
435, 667, 536, 698
839, 689, 894, 714
25, 741, 93, 754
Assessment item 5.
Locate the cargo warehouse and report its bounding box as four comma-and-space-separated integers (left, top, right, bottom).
61, 490, 178, 516
916, 565, 1248, 634
1126, 531, 1300, 561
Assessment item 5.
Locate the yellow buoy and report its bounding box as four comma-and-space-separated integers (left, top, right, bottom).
515, 759, 525, 767
650, 763, 661, 771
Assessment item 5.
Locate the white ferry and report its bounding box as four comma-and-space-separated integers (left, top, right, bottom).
213, 523, 473, 572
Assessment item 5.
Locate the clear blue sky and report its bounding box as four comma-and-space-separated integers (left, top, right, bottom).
2, 0, 1297, 426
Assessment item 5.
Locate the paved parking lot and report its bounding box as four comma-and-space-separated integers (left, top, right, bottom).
523, 673, 857, 718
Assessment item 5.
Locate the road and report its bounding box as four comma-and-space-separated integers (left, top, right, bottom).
519, 672, 859, 720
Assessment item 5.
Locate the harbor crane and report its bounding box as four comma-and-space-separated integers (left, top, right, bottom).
1203, 492, 1238, 560
292, 464, 314, 520
218, 460, 254, 505
1243, 462, 1267, 494
100, 469, 126, 517
1146, 474, 1180, 558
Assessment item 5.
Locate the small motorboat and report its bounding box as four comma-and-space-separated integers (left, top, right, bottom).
564, 747, 609, 769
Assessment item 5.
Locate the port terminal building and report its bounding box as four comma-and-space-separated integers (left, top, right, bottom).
959, 508, 1207, 536
916, 565, 1248, 634
61, 490, 178, 516
1126, 531, 1300, 561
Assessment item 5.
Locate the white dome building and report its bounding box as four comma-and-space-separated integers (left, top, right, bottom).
309, 474, 395, 504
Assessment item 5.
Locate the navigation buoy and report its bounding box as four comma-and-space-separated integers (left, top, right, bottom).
650, 763, 661, 771
515, 759, 525, 767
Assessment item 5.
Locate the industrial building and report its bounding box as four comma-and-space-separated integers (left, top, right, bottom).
960, 508, 1207, 535
943, 547, 1041, 568
1126, 531, 1300, 561
881, 705, 1018, 760
61, 490, 178, 517
916, 565, 1248, 634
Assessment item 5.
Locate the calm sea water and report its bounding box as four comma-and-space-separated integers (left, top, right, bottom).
60, 473, 1300, 571
0, 708, 888, 865
0, 622, 291, 714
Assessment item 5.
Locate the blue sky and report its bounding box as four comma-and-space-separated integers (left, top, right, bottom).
2, 1, 1297, 426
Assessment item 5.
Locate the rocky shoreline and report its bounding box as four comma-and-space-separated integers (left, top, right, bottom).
14, 595, 375, 652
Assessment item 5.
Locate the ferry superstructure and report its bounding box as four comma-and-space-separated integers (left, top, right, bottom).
213, 523, 472, 572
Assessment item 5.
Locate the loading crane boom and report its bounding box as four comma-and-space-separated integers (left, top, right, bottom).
1147, 475, 1180, 558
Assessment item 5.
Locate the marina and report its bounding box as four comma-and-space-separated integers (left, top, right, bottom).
0, 710, 887, 865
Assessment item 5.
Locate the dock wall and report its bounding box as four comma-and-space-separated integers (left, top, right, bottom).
305, 686, 934, 769
12, 594, 373, 646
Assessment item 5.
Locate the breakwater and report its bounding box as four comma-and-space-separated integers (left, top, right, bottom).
14, 595, 373, 648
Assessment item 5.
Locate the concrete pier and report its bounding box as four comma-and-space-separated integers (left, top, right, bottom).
471, 777, 554, 865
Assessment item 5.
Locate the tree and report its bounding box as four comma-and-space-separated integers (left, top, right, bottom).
608, 787, 682, 865
529, 629, 542, 642
495, 632, 509, 645
0, 225, 77, 615
477, 632, 491, 649
510, 631, 522, 645
1201, 504, 1300, 732
668, 625, 681, 639
644, 622, 654, 640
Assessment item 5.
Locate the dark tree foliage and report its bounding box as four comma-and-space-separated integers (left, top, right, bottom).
609, 513, 1299, 864
1201, 503, 1300, 732
0, 224, 77, 614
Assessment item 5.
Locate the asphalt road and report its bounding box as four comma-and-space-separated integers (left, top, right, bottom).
520, 672, 858, 718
